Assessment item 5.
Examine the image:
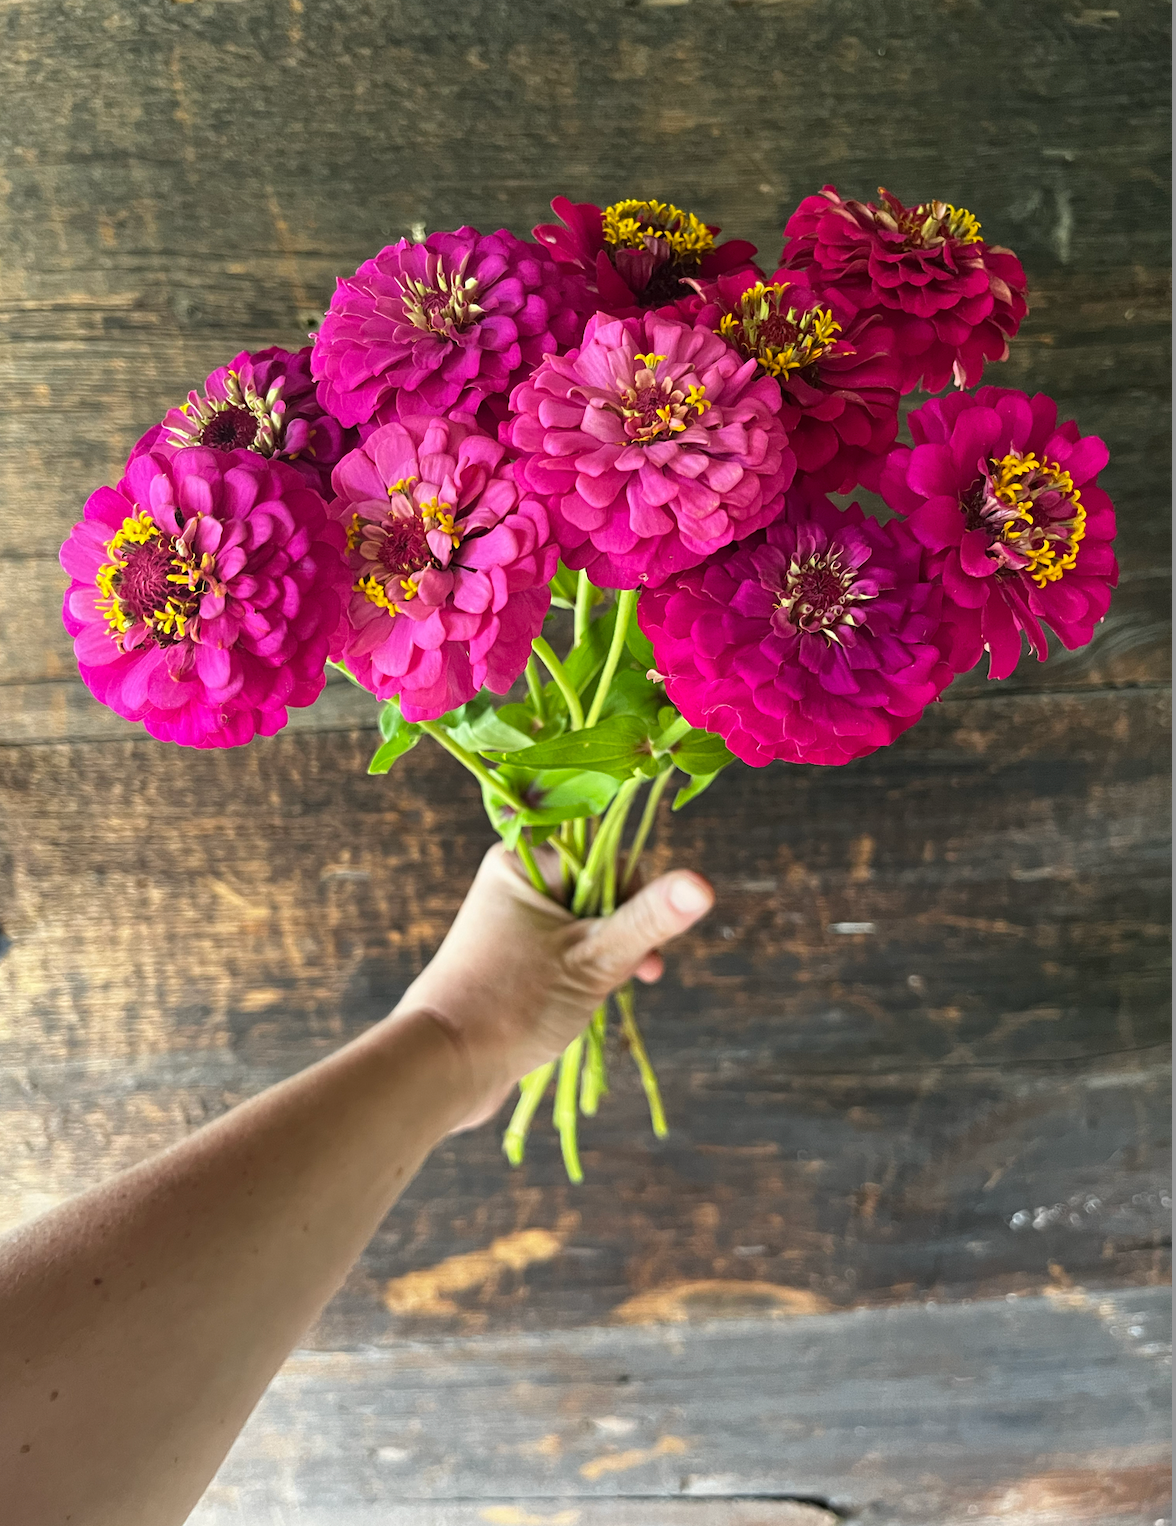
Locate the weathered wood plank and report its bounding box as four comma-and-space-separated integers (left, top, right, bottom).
190, 1289, 1172, 1526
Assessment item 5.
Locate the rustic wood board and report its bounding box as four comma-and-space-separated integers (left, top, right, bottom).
192, 1289, 1172, 1526
0, 0, 1170, 1522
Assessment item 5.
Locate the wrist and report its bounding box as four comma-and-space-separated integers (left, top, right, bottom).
381, 1004, 505, 1134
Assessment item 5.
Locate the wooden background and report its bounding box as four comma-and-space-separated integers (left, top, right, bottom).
0, 2, 1170, 1523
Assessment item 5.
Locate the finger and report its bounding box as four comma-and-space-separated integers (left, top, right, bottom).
569, 871, 713, 993
634, 951, 664, 983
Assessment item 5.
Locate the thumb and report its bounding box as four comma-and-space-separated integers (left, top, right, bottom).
570, 871, 714, 994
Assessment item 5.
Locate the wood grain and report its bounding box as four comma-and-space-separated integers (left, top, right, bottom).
191, 1289, 1171, 1526
0, 1, 1170, 1521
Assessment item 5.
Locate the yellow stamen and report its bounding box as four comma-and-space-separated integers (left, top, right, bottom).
989, 451, 1086, 587
602, 199, 715, 262
684, 384, 710, 415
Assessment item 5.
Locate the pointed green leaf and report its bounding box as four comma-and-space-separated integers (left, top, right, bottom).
672, 728, 736, 777
672, 770, 723, 811
368, 729, 421, 774
487, 713, 649, 778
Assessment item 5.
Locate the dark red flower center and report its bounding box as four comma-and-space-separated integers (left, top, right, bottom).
377, 514, 431, 579
615, 353, 710, 444
960, 451, 1087, 587
199, 404, 261, 451
874, 188, 982, 250
602, 197, 715, 305
398, 252, 485, 341
769, 545, 875, 641
348, 479, 464, 613
718, 283, 841, 380
95, 512, 209, 647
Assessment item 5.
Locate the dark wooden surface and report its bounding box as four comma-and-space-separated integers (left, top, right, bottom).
0, 2, 1170, 1522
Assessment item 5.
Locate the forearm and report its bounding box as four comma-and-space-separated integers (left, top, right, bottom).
0, 1007, 468, 1526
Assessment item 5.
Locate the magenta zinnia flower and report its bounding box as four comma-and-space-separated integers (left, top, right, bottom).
875, 387, 1117, 680
130, 346, 356, 498
533, 196, 760, 315
60, 449, 349, 748
329, 416, 557, 721
310, 228, 593, 433
505, 312, 794, 590
638, 487, 964, 767
779, 186, 1028, 393
687, 270, 901, 493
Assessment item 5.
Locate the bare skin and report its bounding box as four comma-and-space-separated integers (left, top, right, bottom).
0, 845, 714, 1526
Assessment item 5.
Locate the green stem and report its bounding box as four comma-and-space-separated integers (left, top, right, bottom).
579, 1005, 608, 1116
417, 721, 528, 813
548, 833, 584, 878
622, 766, 674, 892
531, 638, 585, 730
574, 569, 594, 646
554, 1035, 585, 1183
514, 832, 547, 895
584, 588, 637, 729
502, 1063, 556, 1166
524, 655, 546, 722
616, 982, 668, 1139
572, 777, 641, 916
652, 713, 692, 755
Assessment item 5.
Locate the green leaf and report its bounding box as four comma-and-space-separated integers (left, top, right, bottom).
625, 621, 657, 672
368, 728, 421, 774
672, 728, 736, 777
487, 714, 650, 779
498, 702, 566, 745
548, 562, 583, 610
378, 698, 408, 741
525, 769, 619, 823
599, 668, 664, 727
562, 604, 617, 694
672, 770, 723, 811
447, 707, 534, 754
479, 777, 525, 848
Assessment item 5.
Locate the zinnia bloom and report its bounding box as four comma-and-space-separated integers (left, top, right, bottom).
504, 312, 794, 590
329, 415, 557, 721
60, 449, 349, 748
130, 346, 356, 498
533, 195, 760, 314
779, 186, 1028, 393
638, 487, 963, 767
874, 386, 1117, 680
688, 270, 901, 493
311, 228, 593, 431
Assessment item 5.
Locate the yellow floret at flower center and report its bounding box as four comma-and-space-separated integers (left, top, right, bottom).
94, 511, 209, 647
349, 489, 462, 613
890, 197, 982, 248
602, 199, 715, 261
617, 353, 709, 444
987, 451, 1086, 587
719, 283, 842, 380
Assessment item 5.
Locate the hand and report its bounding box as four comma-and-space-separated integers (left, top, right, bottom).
393, 843, 714, 1130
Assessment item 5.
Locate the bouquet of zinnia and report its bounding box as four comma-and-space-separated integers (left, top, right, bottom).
61, 189, 1118, 1180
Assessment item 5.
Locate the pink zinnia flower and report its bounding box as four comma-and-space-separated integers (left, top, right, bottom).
505, 312, 794, 590
310, 228, 593, 432
533, 196, 760, 315
875, 387, 1117, 680
687, 270, 901, 493
779, 186, 1028, 393
638, 487, 964, 767
60, 449, 349, 748
130, 346, 356, 498
329, 416, 557, 721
